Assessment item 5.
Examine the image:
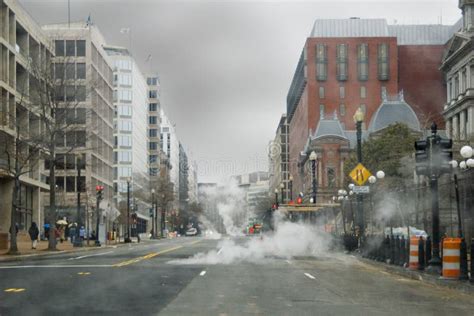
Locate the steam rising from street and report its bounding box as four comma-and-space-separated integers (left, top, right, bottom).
169, 212, 334, 265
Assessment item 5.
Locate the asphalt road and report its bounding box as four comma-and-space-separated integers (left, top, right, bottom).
1, 237, 474, 316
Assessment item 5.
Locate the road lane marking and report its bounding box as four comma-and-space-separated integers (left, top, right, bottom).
113, 245, 183, 267
217, 248, 223, 255
304, 273, 316, 280
77, 272, 91, 275
200, 270, 206, 276
286, 260, 292, 264
4, 288, 26, 293
0, 265, 112, 269
68, 251, 114, 260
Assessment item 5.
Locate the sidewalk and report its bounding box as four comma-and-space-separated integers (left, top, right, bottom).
0, 235, 122, 262
359, 256, 474, 294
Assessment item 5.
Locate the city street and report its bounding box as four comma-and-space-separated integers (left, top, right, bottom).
1, 237, 474, 315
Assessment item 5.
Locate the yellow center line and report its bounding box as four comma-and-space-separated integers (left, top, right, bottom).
4, 288, 26, 293
113, 245, 183, 267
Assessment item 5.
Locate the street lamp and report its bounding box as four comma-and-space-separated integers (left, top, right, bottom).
151, 188, 157, 239
309, 151, 317, 204
125, 177, 132, 243
274, 188, 279, 207
289, 175, 294, 201
353, 107, 365, 237
280, 183, 285, 204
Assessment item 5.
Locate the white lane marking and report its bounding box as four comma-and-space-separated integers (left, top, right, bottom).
0, 264, 113, 269
304, 273, 316, 280
200, 270, 206, 276
286, 260, 292, 264
217, 248, 223, 255
67, 251, 114, 260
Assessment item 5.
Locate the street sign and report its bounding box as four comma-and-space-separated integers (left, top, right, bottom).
349, 163, 372, 186
353, 186, 370, 194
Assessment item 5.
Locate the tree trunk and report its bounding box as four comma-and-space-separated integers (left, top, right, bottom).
8, 176, 20, 255
48, 143, 57, 250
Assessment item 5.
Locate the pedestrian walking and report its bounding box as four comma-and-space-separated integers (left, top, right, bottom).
28, 222, 39, 249
44, 223, 50, 240
69, 224, 77, 244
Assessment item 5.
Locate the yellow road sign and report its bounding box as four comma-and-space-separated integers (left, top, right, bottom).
349, 163, 372, 186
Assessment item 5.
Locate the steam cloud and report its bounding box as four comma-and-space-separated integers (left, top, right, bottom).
169, 212, 334, 265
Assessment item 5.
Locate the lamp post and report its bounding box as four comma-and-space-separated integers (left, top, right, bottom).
449, 145, 474, 238
289, 175, 293, 201
309, 151, 317, 204
353, 107, 365, 237
280, 183, 285, 204
125, 177, 132, 243
73, 156, 83, 247
161, 193, 166, 238
274, 188, 279, 207
151, 189, 156, 239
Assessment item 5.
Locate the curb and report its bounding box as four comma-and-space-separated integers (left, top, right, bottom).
359, 256, 474, 294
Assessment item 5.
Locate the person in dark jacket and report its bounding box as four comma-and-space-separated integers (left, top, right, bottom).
28, 222, 40, 249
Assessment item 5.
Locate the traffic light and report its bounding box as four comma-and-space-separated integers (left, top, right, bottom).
438, 138, 453, 174
95, 185, 104, 201
414, 140, 429, 176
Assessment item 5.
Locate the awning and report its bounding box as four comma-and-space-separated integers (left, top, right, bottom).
278, 203, 339, 213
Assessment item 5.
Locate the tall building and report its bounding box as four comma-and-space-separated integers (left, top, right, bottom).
178, 142, 189, 212
160, 109, 179, 211
287, 18, 454, 202
441, 1, 474, 144
187, 160, 198, 203
103, 45, 149, 215
146, 74, 161, 183
42, 23, 115, 225
268, 114, 289, 202
0, 0, 52, 233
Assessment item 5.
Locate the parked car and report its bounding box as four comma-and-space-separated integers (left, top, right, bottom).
185, 227, 198, 236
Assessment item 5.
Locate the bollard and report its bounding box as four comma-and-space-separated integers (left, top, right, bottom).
418, 236, 425, 271
390, 235, 395, 265
426, 236, 432, 265
470, 239, 474, 284
409, 236, 420, 270
400, 236, 406, 267
459, 238, 468, 280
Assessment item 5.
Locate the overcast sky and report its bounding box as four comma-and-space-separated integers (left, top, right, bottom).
19, 0, 460, 183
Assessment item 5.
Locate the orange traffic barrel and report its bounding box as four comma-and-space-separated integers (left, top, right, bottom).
442, 238, 461, 279
409, 236, 419, 270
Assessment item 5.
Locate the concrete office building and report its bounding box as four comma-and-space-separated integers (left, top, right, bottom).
41, 22, 115, 234
103, 45, 149, 215
0, 0, 52, 234
160, 109, 180, 211
146, 74, 161, 183
268, 114, 289, 202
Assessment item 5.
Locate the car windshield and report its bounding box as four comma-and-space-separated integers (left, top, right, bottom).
1, 0, 474, 315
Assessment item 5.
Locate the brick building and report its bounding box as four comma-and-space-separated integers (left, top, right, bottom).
287, 18, 454, 203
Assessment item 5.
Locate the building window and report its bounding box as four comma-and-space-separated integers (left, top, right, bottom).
118, 105, 132, 116
118, 136, 132, 147
147, 77, 158, 85
118, 120, 132, 131
149, 103, 158, 111
76, 40, 86, 57
319, 104, 325, 116
54, 63, 64, 79
377, 43, 389, 80
357, 44, 369, 81
149, 155, 158, 163
360, 86, 367, 98
119, 90, 132, 101
336, 44, 348, 81
77, 176, 86, 192
55, 40, 65, 56
327, 168, 336, 188
454, 76, 459, 98
76, 108, 86, 124
66, 40, 75, 57
76, 63, 86, 79
149, 142, 158, 150
118, 74, 132, 86
339, 86, 345, 99
149, 116, 157, 124
319, 86, 325, 99
76, 86, 86, 102
118, 151, 132, 162
66, 176, 75, 192
339, 104, 346, 116
462, 70, 467, 94
316, 44, 328, 81
149, 90, 158, 98
149, 129, 158, 137
65, 63, 75, 79
66, 85, 75, 102
149, 168, 158, 176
